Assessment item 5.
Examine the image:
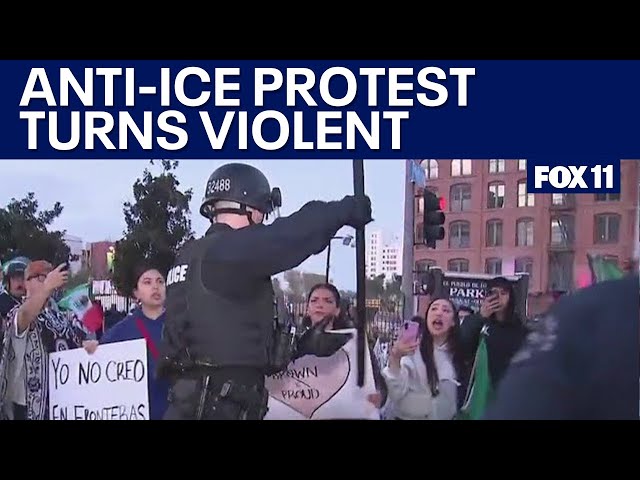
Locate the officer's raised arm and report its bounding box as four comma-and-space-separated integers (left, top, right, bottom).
198, 164, 371, 282
209, 198, 366, 279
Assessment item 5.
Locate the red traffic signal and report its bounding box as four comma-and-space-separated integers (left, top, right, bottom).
422, 189, 446, 249
439, 197, 447, 211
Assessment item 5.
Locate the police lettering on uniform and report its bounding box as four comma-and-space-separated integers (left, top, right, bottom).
158, 162, 373, 420
166, 264, 188, 287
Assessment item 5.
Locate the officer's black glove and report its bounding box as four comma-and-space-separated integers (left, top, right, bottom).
156, 356, 177, 381
295, 316, 353, 359
341, 195, 373, 230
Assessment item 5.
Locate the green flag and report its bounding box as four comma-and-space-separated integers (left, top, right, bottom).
58, 283, 90, 311
457, 333, 494, 420
587, 254, 625, 283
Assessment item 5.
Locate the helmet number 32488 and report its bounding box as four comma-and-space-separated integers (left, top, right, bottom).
207, 178, 231, 195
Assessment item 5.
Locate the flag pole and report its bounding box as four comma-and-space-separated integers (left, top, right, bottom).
353, 159, 366, 388
401, 160, 416, 318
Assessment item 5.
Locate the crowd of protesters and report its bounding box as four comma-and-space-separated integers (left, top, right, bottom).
1, 254, 636, 420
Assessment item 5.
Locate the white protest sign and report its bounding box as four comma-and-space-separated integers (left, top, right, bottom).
48, 339, 149, 420
264, 329, 380, 420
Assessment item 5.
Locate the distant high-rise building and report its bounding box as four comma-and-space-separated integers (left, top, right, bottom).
366, 230, 403, 280
63, 234, 83, 275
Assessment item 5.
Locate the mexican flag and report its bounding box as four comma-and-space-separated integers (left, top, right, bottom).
58, 283, 104, 333
457, 333, 494, 420
587, 254, 625, 284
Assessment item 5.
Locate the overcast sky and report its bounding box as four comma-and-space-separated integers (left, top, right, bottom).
0, 159, 406, 290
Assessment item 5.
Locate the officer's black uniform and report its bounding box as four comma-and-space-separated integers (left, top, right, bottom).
159, 163, 372, 420
484, 274, 639, 420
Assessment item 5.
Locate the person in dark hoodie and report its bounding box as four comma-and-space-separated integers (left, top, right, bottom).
85, 262, 169, 421
459, 277, 529, 392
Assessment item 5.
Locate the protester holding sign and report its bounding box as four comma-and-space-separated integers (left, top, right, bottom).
263, 283, 381, 420
0, 260, 92, 420
382, 298, 464, 420
90, 262, 169, 420
301, 283, 387, 410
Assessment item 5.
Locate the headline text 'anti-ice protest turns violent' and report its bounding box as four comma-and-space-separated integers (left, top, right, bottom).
17, 66, 476, 151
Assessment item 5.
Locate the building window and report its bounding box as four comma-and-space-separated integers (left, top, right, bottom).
450, 183, 472, 212
489, 159, 505, 174
551, 215, 575, 246
449, 221, 471, 249
594, 213, 620, 244
548, 252, 573, 292
485, 258, 502, 275
415, 259, 436, 272
448, 258, 469, 273
516, 218, 534, 247
515, 256, 534, 276
552, 194, 567, 206
415, 222, 424, 244
451, 159, 472, 177
595, 193, 621, 202
517, 180, 535, 207
518, 159, 527, 171
420, 159, 439, 180
487, 182, 505, 209
486, 220, 503, 247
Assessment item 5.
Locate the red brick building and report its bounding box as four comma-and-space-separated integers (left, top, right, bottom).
412, 159, 639, 316
86, 241, 116, 280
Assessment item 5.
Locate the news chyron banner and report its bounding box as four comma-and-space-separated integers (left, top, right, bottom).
0, 60, 638, 195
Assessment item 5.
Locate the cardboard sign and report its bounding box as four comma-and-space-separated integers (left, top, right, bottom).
264, 329, 380, 420
48, 339, 149, 420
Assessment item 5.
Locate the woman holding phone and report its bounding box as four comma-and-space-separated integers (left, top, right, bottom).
382, 298, 464, 420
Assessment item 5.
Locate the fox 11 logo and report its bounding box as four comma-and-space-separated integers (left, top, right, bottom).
526, 160, 621, 194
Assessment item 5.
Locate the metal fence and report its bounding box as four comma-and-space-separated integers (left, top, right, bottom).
88, 280, 134, 314
87, 285, 404, 371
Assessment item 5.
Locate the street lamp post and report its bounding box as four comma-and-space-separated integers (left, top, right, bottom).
325, 235, 354, 283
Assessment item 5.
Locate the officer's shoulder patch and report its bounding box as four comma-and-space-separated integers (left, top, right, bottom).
511, 314, 559, 366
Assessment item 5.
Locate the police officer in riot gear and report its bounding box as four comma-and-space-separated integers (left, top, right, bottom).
484, 273, 638, 420
159, 162, 373, 420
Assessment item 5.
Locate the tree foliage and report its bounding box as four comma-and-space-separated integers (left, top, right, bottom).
66, 267, 91, 290
112, 160, 194, 296
0, 192, 70, 266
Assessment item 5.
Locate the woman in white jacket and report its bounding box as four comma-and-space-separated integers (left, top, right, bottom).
382, 298, 464, 420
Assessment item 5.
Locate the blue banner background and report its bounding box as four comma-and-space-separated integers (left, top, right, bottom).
0, 60, 638, 160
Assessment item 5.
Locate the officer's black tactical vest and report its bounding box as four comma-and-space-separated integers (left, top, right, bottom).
163, 226, 275, 369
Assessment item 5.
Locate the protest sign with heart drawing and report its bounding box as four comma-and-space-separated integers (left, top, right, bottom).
264, 329, 380, 420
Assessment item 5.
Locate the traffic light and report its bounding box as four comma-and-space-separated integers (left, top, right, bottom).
423, 189, 446, 249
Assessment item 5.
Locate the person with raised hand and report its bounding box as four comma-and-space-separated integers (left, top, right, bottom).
0, 260, 92, 420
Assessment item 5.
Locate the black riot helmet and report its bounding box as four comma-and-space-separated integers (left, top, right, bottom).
199, 163, 282, 223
